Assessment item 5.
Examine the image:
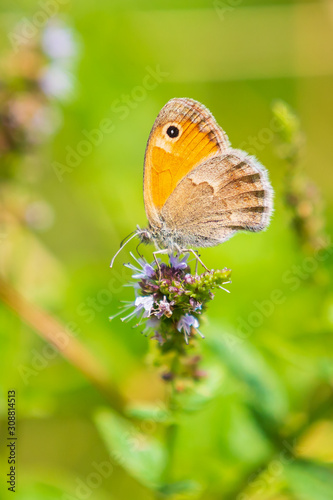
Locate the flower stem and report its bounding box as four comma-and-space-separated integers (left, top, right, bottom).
0, 277, 126, 414
162, 368, 179, 488
163, 421, 178, 484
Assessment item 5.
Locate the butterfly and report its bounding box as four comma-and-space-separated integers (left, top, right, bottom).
111, 98, 273, 267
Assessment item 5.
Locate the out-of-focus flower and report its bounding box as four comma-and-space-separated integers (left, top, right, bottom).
29, 105, 62, 137
6, 94, 62, 144
25, 200, 54, 231
7, 94, 43, 130
37, 19, 80, 102
42, 21, 79, 61
39, 64, 75, 100
151, 331, 165, 346
0, 16, 80, 161
177, 314, 200, 344
272, 100, 328, 254
146, 317, 160, 329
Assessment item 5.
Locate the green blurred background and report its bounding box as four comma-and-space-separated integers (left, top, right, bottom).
0, 0, 333, 499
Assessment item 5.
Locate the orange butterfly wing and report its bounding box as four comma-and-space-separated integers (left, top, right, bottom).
143, 98, 230, 225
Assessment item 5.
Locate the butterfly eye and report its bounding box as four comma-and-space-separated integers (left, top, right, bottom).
166, 125, 179, 138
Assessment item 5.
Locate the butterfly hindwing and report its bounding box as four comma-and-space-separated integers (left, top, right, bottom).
160, 150, 273, 247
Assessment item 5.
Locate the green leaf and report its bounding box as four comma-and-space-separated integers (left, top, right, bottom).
126, 403, 172, 423
13, 477, 110, 500
14, 481, 75, 500
94, 408, 166, 489
206, 329, 288, 422
158, 480, 201, 496
175, 365, 224, 413
285, 460, 333, 500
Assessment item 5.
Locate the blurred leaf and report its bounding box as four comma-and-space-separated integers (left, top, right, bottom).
94, 408, 166, 490
126, 403, 172, 423
158, 479, 201, 496
13, 478, 110, 500
14, 481, 70, 500
284, 460, 333, 500
175, 365, 224, 413
207, 329, 288, 422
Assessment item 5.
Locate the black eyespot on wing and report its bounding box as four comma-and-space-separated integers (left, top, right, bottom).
166, 125, 179, 138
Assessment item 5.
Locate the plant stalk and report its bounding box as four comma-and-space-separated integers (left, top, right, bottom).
0, 276, 126, 414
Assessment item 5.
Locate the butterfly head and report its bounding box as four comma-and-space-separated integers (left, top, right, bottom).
136, 223, 182, 251
136, 224, 166, 247
136, 225, 153, 244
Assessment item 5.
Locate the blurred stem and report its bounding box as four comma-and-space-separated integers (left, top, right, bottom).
0, 277, 126, 414
163, 422, 178, 485
161, 365, 179, 491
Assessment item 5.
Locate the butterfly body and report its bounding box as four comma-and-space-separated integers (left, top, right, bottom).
138, 98, 273, 252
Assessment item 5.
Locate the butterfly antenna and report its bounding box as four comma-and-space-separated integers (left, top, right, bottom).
120, 230, 135, 248
110, 231, 138, 268
136, 240, 144, 260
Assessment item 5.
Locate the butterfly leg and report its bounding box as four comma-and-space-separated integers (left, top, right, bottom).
194, 250, 200, 275
153, 249, 170, 279
180, 248, 210, 273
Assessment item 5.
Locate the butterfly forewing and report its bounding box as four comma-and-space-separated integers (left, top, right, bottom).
143, 98, 230, 224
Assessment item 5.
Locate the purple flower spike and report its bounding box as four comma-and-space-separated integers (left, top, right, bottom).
124, 252, 156, 279
146, 317, 160, 329
156, 296, 173, 319
177, 314, 200, 344
110, 250, 231, 382
189, 298, 202, 310
169, 253, 189, 270
121, 295, 154, 322
135, 263, 155, 279
151, 331, 165, 345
